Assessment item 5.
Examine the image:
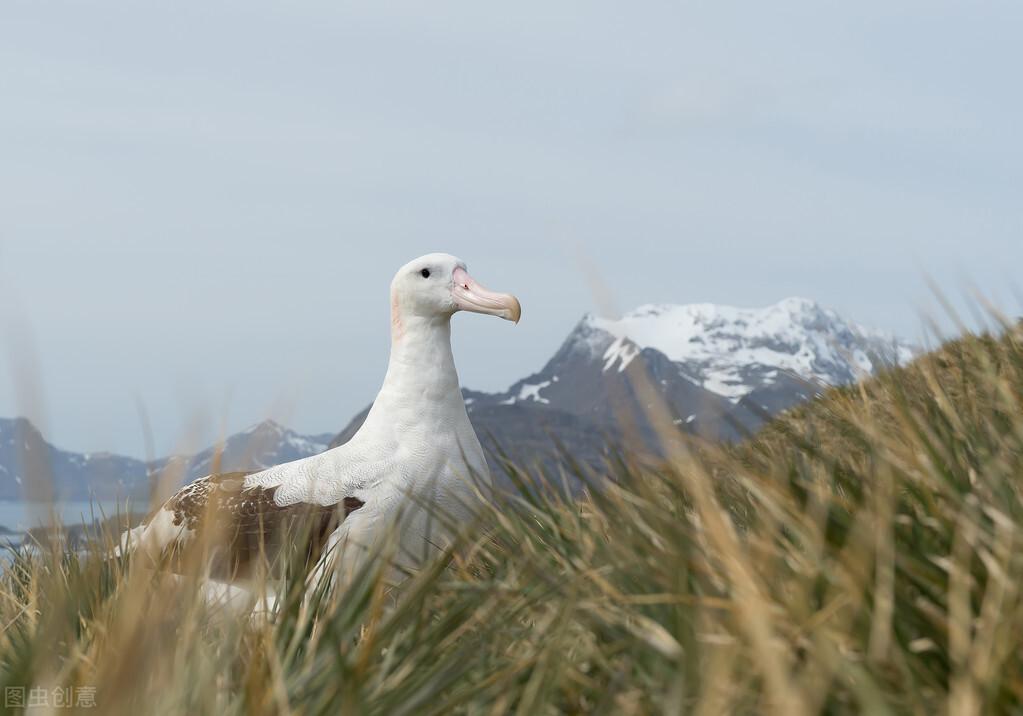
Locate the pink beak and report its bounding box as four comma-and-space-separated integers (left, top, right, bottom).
452, 267, 521, 323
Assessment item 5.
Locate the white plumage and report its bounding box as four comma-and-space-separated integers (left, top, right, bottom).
123, 253, 520, 597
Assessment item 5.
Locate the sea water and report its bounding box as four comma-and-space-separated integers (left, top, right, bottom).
0, 499, 137, 543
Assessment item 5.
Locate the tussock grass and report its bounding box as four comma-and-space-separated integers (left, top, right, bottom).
2, 322, 1023, 714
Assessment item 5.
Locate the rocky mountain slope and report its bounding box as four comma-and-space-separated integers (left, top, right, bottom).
0, 418, 147, 501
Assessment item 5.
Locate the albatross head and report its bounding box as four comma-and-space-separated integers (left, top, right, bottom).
391, 253, 522, 326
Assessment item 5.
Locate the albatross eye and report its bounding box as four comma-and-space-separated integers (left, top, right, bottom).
420, 268, 431, 279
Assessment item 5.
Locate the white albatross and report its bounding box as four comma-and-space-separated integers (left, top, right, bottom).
123, 253, 520, 603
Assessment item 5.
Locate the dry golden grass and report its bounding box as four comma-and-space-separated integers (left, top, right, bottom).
2, 321, 1022, 714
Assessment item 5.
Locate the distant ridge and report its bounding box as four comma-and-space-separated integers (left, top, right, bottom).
0, 418, 333, 501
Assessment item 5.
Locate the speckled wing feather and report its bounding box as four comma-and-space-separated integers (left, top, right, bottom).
141, 471, 364, 580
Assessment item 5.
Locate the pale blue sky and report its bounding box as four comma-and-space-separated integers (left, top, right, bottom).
2, 1, 1021, 456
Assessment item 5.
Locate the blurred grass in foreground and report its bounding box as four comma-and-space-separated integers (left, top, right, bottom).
2, 319, 1023, 715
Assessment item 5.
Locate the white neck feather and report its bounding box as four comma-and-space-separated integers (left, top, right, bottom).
353, 310, 471, 447
381, 313, 460, 400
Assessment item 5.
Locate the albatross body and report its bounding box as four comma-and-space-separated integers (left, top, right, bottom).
126, 253, 520, 589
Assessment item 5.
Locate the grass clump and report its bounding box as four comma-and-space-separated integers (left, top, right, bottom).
2, 323, 1022, 714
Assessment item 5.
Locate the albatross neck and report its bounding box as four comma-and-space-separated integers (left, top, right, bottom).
380, 313, 461, 400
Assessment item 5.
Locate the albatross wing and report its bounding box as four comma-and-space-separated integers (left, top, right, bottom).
126, 450, 369, 580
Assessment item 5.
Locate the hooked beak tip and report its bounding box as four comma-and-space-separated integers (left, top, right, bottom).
509, 297, 522, 324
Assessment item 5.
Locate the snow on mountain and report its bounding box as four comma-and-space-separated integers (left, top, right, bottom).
582, 297, 915, 401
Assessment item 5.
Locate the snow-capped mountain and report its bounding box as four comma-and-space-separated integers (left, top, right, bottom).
505, 297, 916, 424
587, 298, 914, 402
0, 418, 333, 502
